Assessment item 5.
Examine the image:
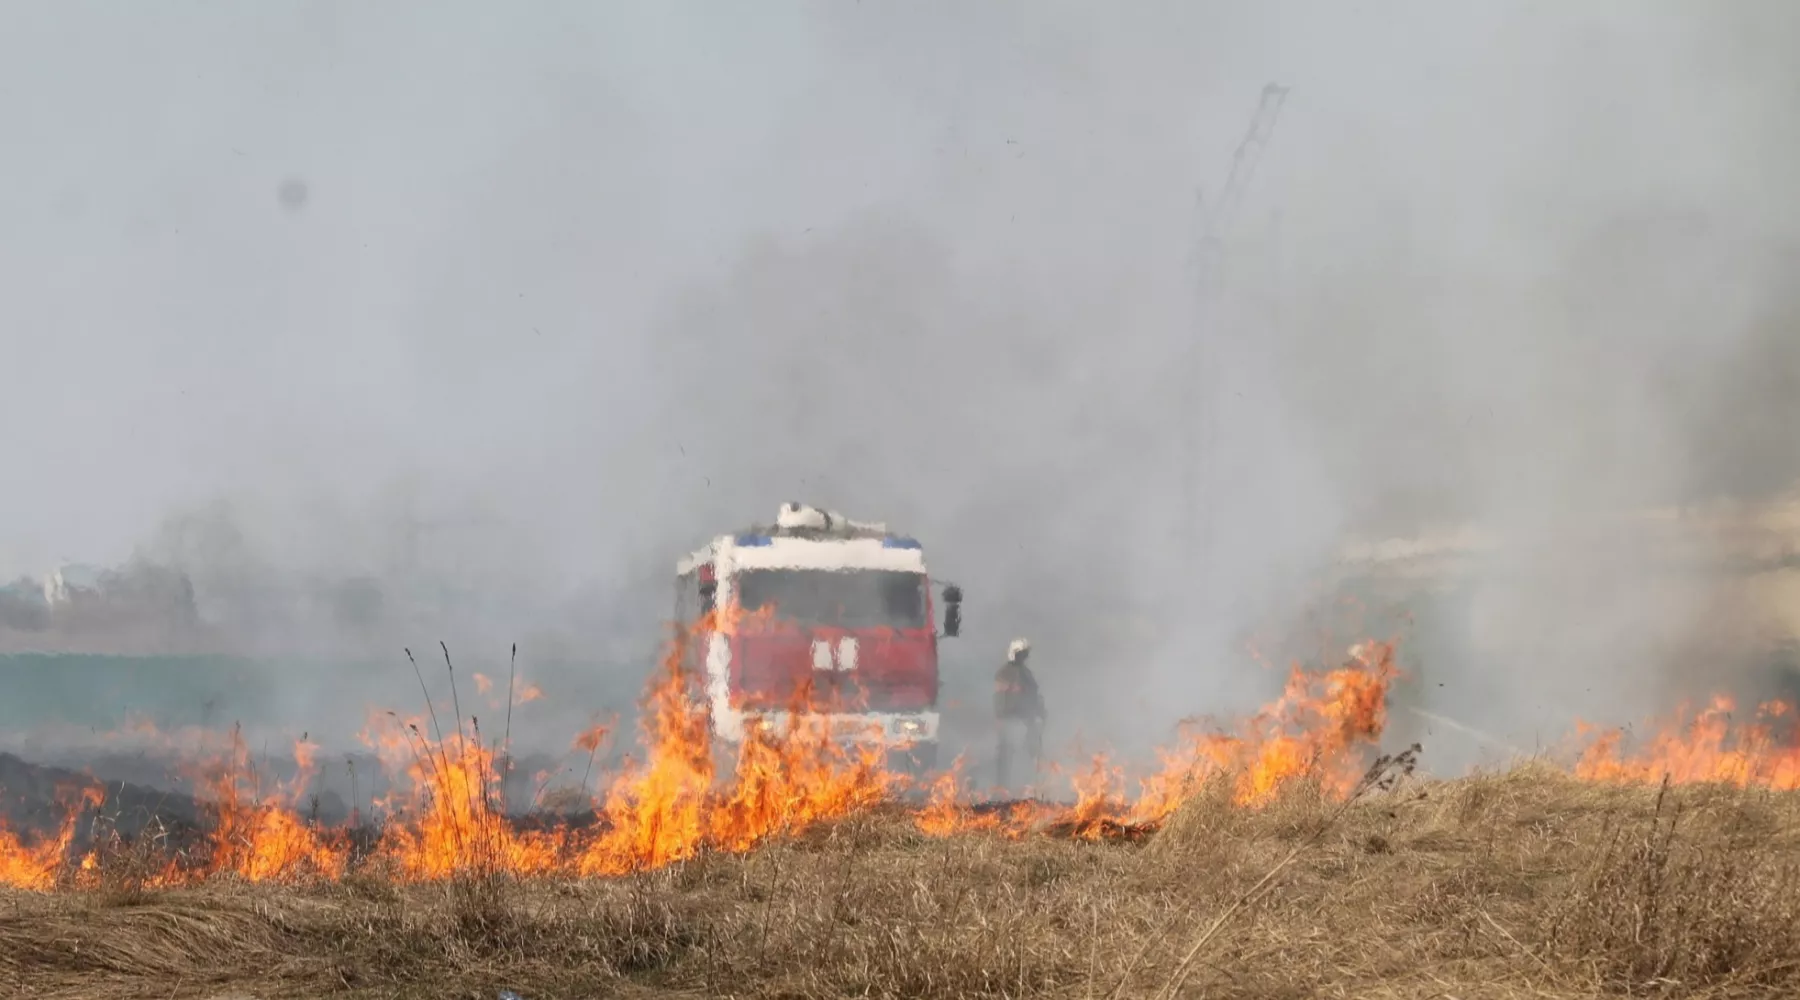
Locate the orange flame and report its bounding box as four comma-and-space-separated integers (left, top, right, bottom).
1574, 695, 1800, 789
575, 628, 716, 875
372, 717, 567, 879
0, 786, 102, 890
1, 633, 1408, 889
709, 685, 895, 852
199, 727, 349, 882
912, 641, 1402, 839
573, 723, 610, 754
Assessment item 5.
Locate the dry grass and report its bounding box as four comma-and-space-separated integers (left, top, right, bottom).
5, 765, 1800, 1000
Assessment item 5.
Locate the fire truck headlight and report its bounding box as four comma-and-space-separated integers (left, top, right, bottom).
757, 717, 776, 733
896, 719, 923, 736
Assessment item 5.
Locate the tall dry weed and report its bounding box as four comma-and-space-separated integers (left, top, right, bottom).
1544, 779, 1800, 991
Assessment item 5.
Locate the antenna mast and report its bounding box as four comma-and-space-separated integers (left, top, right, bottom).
1179, 82, 1290, 597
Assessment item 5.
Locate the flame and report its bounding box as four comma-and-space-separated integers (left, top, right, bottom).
18, 622, 1800, 895
912, 759, 1042, 839
1059, 754, 1130, 840
715, 599, 782, 635
573, 723, 610, 754
1, 631, 1406, 889
914, 765, 968, 838
198, 726, 349, 883
1574, 696, 1800, 789
372, 716, 566, 879
574, 614, 901, 873
576, 625, 716, 875
0, 786, 102, 890
909, 641, 1402, 840
1219, 640, 1394, 809
709, 679, 895, 852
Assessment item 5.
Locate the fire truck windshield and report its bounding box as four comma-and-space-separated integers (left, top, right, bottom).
735, 568, 927, 630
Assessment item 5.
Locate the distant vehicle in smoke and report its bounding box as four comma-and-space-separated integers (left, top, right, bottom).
671, 503, 963, 775
42, 563, 105, 608
0, 560, 200, 643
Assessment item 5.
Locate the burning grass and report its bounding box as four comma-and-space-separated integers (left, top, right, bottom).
0, 637, 1406, 886
5, 626, 1800, 997
5, 766, 1800, 999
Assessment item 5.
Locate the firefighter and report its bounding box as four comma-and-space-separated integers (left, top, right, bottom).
994, 637, 1046, 790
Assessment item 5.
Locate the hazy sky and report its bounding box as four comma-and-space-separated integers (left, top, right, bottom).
3, 2, 1797, 757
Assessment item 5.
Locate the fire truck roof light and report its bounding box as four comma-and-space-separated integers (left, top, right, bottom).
775, 503, 888, 536
882, 536, 922, 550
735, 533, 773, 546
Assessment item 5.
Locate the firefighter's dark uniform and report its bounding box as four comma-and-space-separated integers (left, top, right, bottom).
994, 644, 1045, 789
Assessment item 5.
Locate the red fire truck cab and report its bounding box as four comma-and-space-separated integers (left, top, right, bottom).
673, 503, 963, 773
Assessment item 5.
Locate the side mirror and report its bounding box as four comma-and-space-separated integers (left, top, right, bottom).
941, 585, 962, 638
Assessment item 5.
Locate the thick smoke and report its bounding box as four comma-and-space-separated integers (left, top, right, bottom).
1, 3, 1797, 772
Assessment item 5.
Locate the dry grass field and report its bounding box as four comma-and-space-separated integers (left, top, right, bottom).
5, 762, 1799, 1000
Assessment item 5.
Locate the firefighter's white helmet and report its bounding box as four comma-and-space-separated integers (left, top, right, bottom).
1007, 637, 1031, 662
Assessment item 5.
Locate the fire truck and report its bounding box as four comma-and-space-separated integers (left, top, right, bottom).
673, 503, 962, 773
